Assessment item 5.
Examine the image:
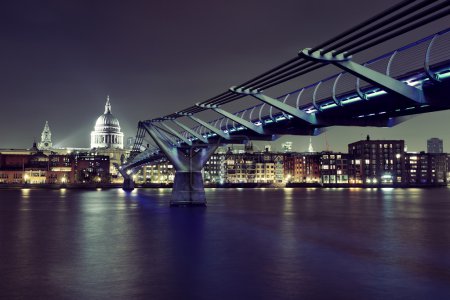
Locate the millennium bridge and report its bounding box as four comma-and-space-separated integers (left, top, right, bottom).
117, 0, 450, 206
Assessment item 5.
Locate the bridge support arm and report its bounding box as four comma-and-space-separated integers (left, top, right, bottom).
171, 119, 208, 143
143, 123, 189, 170
183, 114, 231, 140
229, 87, 320, 125
159, 122, 193, 146
299, 49, 425, 105
197, 103, 266, 135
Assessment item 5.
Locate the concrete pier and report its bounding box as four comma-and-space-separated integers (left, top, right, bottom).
122, 176, 135, 192
171, 171, 206, 206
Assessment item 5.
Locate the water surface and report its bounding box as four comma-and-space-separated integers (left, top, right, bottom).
0, 187, 449, 299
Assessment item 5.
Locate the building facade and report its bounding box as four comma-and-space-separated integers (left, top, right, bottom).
284, 153, 320, 183
320, 152, 349, 184
427, 138, 443, 153
136, 160, 174, 184
404, 152, 447, 185
223, 151, 283, 184
348, 137, 405, 185
204, 153, 225, 183
0, 149, 109, 184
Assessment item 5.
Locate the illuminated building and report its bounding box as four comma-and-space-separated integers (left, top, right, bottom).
74, 154, 110, 183
405, 152, 447, 185
89, 96, 128, 182
283, 153, 320, 183
0, 148, 109, 184
224, 150, 283, 184
204, 153, 225, 183
38, 121, 53, 150
136, 161, 174, 184
90, 96, 124, 149
348, 136, 405, 185
320, 152, 349, 184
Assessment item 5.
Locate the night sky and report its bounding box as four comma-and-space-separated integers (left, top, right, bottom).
0, 0, 449, 152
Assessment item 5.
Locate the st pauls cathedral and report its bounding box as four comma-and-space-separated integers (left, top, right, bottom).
0, 96, 130, 184
90, 96, 124, 149
88, 96, 128, 181
36, 96, 126, 151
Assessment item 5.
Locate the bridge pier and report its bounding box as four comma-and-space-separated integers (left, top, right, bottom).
171, 171, 206, 207
144, 123, 218, 207
167, 146, 218, 206
114, 163, 135, 192
123, 176, 135, 192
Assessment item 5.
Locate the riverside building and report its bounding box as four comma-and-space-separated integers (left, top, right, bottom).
0, 144, 109, 184
320, 152, 350, 185
283, 152, 321, 183
404, 152, 447, 185
348, 136, 405, 185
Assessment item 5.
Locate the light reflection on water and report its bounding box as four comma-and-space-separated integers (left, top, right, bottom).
0, 188, 449, 299
21, 188, 30, 198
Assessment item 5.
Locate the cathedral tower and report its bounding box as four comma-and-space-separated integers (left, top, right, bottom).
38, 121, 53, 150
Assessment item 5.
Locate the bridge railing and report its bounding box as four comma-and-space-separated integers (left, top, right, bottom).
280, 27, 450, 114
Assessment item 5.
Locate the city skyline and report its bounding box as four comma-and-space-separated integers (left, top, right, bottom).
0, 0, 449, 151
14, 115, 449, 154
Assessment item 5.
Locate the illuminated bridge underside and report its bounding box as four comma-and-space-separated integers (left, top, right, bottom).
125, 69, 450, 166
121, 1, 450, 205
137, 64, 450, 150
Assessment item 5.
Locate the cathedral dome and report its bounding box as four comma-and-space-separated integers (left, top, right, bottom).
91, 96, 124, 149
94, 112, 121, 133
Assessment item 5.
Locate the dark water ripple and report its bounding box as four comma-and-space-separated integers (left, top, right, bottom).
0, 187, 450, 299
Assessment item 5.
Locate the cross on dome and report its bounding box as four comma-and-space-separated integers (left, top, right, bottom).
105, 95, 112, 114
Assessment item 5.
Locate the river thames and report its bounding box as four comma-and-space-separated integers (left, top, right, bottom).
0, 187, 449, 299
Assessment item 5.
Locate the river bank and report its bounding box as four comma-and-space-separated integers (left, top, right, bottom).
0, 182, 448, 189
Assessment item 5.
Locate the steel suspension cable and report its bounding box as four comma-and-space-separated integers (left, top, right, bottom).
193, 1, 439, 112
260, 63, 325, 90
235, 1, 434, 93
344, 6, 450, 56
335, 1, 450, 56
249, 61, 320, 90
319, 0, 436, 54
236, 56, 302, 89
